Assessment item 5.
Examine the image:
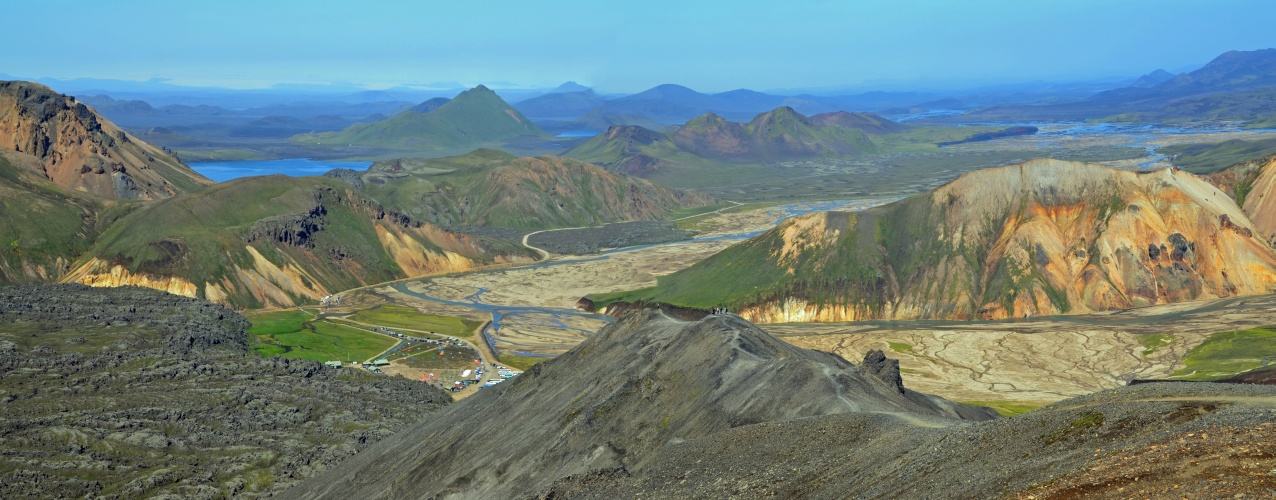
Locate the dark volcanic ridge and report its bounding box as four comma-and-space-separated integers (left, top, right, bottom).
284, 309, 996, 499
0, 284, 450, 498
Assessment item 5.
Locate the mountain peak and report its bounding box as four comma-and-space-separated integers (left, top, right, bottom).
549, 81, 591, 93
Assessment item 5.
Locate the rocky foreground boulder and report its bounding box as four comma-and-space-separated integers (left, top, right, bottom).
283, 309, 997, 499
0, 284, 451, 498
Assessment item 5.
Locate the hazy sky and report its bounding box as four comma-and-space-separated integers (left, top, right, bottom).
5, 0, 1273, 93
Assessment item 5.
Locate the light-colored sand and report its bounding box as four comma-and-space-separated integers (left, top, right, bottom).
766, 294, 1276, 404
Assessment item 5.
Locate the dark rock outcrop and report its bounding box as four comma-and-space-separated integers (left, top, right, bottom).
0, 284, 450, 498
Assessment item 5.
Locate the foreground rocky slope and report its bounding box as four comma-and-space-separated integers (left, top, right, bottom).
0, 81, 209, 199
283, 310, 996, 499
611, 159, 1276, 321
0, 285, 451, 498
541, 382, 1276, 498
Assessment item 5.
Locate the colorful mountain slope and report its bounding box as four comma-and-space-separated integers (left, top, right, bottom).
0, 81, 210, 199
603, 159, 1276, 322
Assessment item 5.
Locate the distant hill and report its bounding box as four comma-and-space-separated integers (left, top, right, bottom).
1164, 137, 1276, 173
808, 110, 910, 134
514, 89, 604, 118
598, 160, 1276, 321
0, 81, 210, 199
292, 85, 544, 150
599, 84, 792, 122
961, 48, 1276, 125
332, 149, 713, 230
1130, 68, 1175, 88
567, 107, 666, 132
282, 309, 996, 498
64, 175, 537, 308
565, 125, 690, 177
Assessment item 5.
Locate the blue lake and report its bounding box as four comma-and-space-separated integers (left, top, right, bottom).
555, 130, 600, 138
189, 158, 372, 182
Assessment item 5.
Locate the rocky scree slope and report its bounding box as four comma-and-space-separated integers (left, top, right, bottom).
283, 309, 996, 499
0, 81, 209, 200
614, 159, 1276, 322
0, 284, 451, 498
539, 381, 1276, 499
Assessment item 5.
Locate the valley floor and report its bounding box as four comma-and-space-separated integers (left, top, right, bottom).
310, 125, 1276, 409
321, 197, 1273, 412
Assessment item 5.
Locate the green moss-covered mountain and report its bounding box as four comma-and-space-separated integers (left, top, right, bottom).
292, 85, 543, 150
330, 149, 713, 230
598, 159, 1276, 322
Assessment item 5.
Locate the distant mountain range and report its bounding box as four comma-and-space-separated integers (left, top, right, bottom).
597, 159, 1276, 321
960, 48, 1276, 125
564, 107, 945, 182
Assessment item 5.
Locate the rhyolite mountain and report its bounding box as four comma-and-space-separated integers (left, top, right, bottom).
291, 85, 544, 150
327, 149, 713, 230
1208, 153, 1276, 245
65, 175, 537, 308
281, 309, 997, 499
599, 159, 1276, 322
0, 81, 210, 199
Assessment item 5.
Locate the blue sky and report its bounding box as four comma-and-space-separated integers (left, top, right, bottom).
5, 0, 1273, 93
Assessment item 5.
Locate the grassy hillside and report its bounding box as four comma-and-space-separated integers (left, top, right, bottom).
0, 154, 118, 285
293, 85, 543, 150
1162, 138, 1276, 174
72, 174, 535, 308
347, 149, 713, 230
